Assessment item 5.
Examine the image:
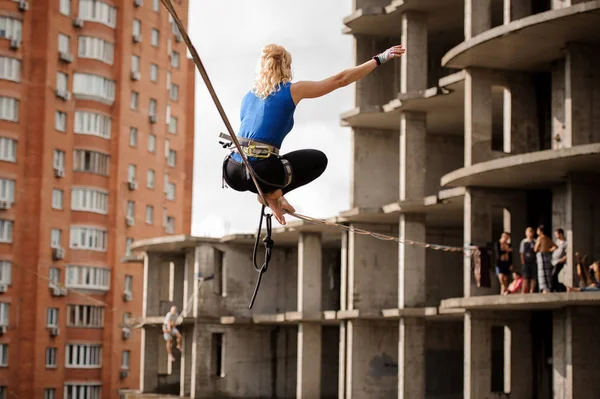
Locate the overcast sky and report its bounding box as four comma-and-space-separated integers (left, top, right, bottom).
188, 1, 354, 236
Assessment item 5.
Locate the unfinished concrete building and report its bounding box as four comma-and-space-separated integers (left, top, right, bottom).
129, 1, 600, 398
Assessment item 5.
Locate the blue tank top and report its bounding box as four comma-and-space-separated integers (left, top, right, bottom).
231, 82, 296, 162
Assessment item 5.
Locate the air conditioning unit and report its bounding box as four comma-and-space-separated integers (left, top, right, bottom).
48, 326, 60, 337
123, 292, 132, 302
120, 369, 129, 379
18, 0, 29, 11
149, 114, 157, 124
54, 167, 65, 178
55, 89, 71, 101
59, 52, 73, 63
128, 180, 138, 191
133, 0, 142, 7
122, 327, 131, 340
132, 34, 142, 43
130, 71, 141, 81
52, 247, 65, 261
175, 33, 182, 43
0, 326, 6, 335
126, 216, 135, 227
0, 284, 8, 293
73, 18, 84, 28
10, 39, 20, 50
0, 201, 11, 210
51, 286, 68, 297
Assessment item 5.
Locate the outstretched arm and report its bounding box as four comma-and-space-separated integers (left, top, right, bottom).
290, 45, 405, 104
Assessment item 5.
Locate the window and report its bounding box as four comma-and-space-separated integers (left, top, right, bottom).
125, 238, 133, 256
52, 189, 64, 209
169, 84, 179, 101
214, 248, 225, 296
126, 201, 134, 219
0, 344, 7, 367
69, 227, 108, 251
121, 350, 130, 369
166, 71, 171, 89
73, 73, 115, 103
124, 275, 132, 295
73, 150, 110, 176
123, 312, 131, 325
130, 91, 139, 110
0, 138, 16, 162
146, 169, 155, 188
71, 188, 108, 214
55, 111, 67, 132
46, 347, 58, 368
151, 29, 159, 47
46, 308, 59, 327
168, 117, 177, 134
66, 265, 110, 290
64, 384, 101, 399
211, 333, 225, 377
129, 128, 137, 147
58, 34, 70, 54
168, 150, 176, 167
0, 261, 10, 285
0, 57, 20, 82
149, 99, 157, 116
0, 97, 18, 122
166, 216, 174, 234
79, 0, 117, 28
67, 305, 104, 328
44, 388, 56, 399
0, 220, 12, 243
0, 179, 14, 203
0, 17, 22, 41
166, 182, 175, 201
148, 134, 156, 153
53, 149, 65, 170
150, 64, 158, 82
128, 165, 136, 182
56, 72, 68, 92
165, 104, 171, 123
60, 0, 71, 16
74, 111, 111, 138
50, 229, 62, 249
152, 0, 160, 12
49, 268, 60, 286
78, 36, 114, 65
132, 19, 141, 36
171, 51, 180, 68
66, 344, 102, 368
145, 206, 153, 224
131, 55, 140, 73
0, 303, 8, 326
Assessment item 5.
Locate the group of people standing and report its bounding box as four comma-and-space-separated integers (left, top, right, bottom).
495, 225, 567, 295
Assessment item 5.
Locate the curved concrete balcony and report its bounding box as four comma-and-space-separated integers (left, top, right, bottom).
441, 292, 600, 311
340, 71, 465, 135
442, 1, 600, 71
342, 0, 463, 36
441, 143, 600, 188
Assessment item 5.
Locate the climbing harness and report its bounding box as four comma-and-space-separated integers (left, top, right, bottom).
249, 205, 274, 309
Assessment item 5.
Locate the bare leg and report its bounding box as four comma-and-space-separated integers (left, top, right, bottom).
498, 274, 508, 294
166, 339, 175, 362
530, 279, 537, 293
522, 279, 530, 294
176, 333, 182, 350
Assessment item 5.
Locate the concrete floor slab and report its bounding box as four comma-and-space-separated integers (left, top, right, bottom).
440, 292, 600, 310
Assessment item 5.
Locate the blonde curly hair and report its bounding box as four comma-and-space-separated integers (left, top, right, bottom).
252, 44, 292, 100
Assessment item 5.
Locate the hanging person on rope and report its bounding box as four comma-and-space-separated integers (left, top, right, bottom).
221, 43, 406, 225
163, 305, 182, 362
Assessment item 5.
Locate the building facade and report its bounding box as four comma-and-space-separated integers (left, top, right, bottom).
0, 0, 194, 398
132, 0, 600, 399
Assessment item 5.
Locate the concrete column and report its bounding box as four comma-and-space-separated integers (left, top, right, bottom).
465, 68, 492, 166
401, 12, 428, 93
465, 0, 492, 40
399, 112, 427, 200
553, 308, 573, 399
180, 326, 194, 396
140, 327, 159, 393
464, 312, 493, 399
355, 36, 397, 107
399, 214, 426, 308
297, 324, 322, 399
551, 0, 586, 9
506, 317, 533, 399
552, 61, 567, 149
338, 321, 347, 399
398, 318, 425, 399
503, 0, 531, 24
297, 233, 323, 398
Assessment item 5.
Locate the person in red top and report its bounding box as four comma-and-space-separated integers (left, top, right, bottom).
503, 271, 524, 295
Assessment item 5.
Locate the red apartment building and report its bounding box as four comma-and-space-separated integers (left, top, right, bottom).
0, 0, 194, 397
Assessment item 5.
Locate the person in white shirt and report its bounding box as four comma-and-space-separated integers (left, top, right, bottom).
163, 305, 182, 362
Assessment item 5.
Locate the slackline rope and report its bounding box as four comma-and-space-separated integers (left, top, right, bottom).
160, 0, 479, 304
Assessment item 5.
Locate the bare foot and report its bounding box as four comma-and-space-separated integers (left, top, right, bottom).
176, 344, 182, 351
169, 354, 175, 362
279, 196, 295, 214
257, 193, 286, 225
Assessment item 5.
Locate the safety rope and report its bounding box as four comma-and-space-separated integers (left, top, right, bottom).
249, 205, 274, 308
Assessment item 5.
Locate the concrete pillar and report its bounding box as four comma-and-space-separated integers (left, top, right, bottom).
506, 317, 533, 399
553, 308, 573, 399
552, 0, 586, 9
465, 68, 492, 166
143, 253, 161, 317
503, 0, 531, 24
399, 214, 426, 308
399, 112, 427, 200
464, 311, 493, 399
180, 327, 194, 397
552, 61, 567, 149
465, 0, 492, 40
355, 36, 397, 107
296, 232, 323, 398
338, 321, 347, 399
398, 318, 425, 399
401, 12, 428, 93
140, 327, 159, 393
